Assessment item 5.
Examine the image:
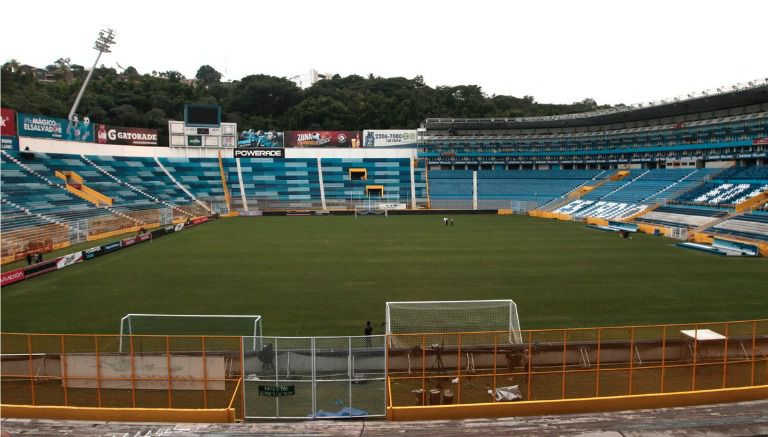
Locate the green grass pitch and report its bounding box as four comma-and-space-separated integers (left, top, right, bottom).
2, 215, 766, 336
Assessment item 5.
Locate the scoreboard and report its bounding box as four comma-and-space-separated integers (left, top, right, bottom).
169, 104, 237, 148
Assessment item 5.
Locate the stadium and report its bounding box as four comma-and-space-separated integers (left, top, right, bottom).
1, 34, 768, 435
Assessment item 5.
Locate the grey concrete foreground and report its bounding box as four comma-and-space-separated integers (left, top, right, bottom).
2, 399, 768, 436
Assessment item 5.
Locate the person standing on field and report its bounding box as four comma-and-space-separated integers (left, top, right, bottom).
365, 321, 373, 347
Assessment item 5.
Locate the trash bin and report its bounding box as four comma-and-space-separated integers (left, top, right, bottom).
442, 389, 454, 404
412, 388, 425, 406
429, 388, 441, 405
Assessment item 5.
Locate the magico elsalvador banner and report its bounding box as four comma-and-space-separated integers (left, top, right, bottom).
18, 113, 94, 142
96, 124, 160, 146
285, 131, 361, 147
362, 129, 418, 147
1, 107, 17, 136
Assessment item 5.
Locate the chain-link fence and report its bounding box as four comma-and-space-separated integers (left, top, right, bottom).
243, 335, 386, 419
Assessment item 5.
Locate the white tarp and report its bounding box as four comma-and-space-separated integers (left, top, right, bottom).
62, 353, 226, 390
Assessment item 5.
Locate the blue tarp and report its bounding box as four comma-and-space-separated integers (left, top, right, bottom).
310, 407, 368, 418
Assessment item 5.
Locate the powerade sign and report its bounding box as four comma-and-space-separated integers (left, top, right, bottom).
362, 130, 418, 147
18, 113, 94, 142
234, 148, 284, 158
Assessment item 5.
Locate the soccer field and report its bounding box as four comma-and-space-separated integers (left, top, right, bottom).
2, 215, 766, 336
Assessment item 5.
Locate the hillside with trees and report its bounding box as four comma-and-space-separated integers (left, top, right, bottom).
2, 60, 608, 139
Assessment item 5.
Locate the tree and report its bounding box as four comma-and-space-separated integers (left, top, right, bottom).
195, 65, 222, 87
1, 57, 612, 134
52, 57, 73, 81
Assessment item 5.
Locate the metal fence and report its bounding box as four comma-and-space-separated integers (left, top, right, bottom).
2, 321, 766, 420
0, 333, 244, 419
387, 320, 768, 407
243, 335, 386, 419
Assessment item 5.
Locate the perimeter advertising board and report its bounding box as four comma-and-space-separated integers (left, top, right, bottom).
239, 130, 284, 147
1, 107, 17, 136
1, 136, 18, 151
234, 148, 285, 158
286, 131, 360, 147
95, 124, 160, 146
18, 113, 94, 142
362, 129, 418, 147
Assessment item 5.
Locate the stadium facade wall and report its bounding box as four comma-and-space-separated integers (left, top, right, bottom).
19, 137, 418, 161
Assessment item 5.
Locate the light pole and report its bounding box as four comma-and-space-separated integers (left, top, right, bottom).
67, 28, 116, 122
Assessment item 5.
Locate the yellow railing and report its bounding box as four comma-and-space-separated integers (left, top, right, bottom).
0, 333, 244, 422
386, 319, 768, 408
217, 151, 232, 215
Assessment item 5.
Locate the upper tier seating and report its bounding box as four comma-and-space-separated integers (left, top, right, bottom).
673, 166, 768, 207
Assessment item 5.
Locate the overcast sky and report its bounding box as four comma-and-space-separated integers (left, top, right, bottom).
2, 0, 766, 106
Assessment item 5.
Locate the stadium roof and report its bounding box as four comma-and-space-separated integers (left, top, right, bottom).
423, 80, 768, 130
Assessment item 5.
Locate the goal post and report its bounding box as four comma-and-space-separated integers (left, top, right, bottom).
354, 205, 388, 217
385, 300, 522, 346
119, 313, 263, 351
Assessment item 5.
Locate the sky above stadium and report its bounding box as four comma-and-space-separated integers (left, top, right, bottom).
2, 0, 766, 106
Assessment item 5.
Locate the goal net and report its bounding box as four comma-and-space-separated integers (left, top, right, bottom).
385, 300, 522, 347
119, 313, 263, 351
354, 205, 388, 217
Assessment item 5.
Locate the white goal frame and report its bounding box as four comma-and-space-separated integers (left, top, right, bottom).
385, 299, 522, 344
119, 313, 263, 351
354, 205, 388, 217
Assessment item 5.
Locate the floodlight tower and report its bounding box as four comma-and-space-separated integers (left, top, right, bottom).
67, 28, 116, 122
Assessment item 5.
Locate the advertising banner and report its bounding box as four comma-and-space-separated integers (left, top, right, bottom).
1, 107, 17, 136
1, 135, 18, 151
23, 258, 61, 278
239, 130, 284, 147
191, 216, 210, 225
234, 148, 285, 158
95, 124, 159, 146
83, 246, 105, 260
362, 130, 418, 147
1, 268, 25, 287
754, 137, 768, 145
121, 234, 151, 248
18, 113, 94, 142
286, 131, 360, 148
56, 251, 84, 269
101, 241, 123, 254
